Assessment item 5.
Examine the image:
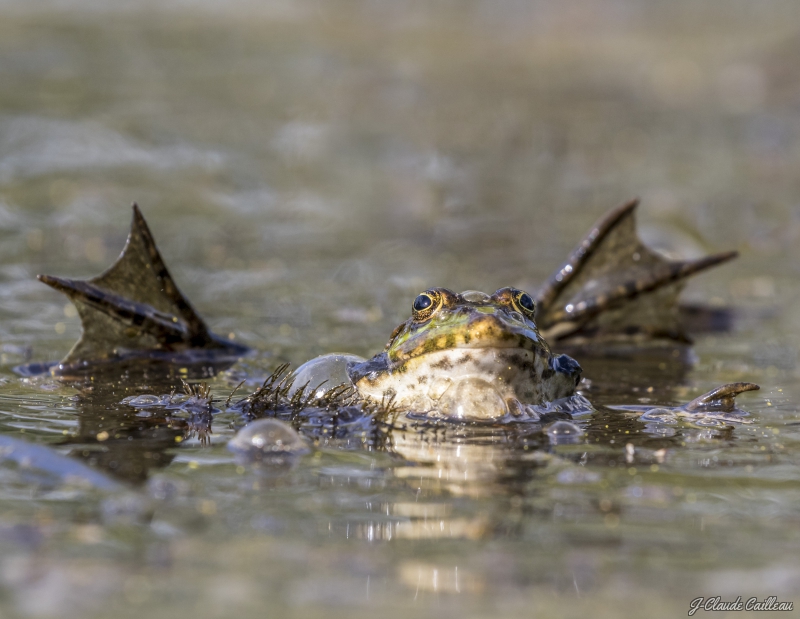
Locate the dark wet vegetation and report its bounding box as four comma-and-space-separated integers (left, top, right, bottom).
1, 1, 800, 617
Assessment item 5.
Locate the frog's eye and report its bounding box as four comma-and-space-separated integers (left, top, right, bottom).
413, 294, 432, 311
412, 290, 441, 322
513, 290, 536, 316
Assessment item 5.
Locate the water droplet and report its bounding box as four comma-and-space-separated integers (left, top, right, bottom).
437, 378, 507, 420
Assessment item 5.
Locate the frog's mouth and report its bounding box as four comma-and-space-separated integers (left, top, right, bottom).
385, 310, 548, 366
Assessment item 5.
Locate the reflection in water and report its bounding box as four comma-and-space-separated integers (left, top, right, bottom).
398, 562, 484, 595
0, 355, 782, 615
54, 374, 219, 483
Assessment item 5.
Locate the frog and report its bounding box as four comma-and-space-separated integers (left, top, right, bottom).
23, 198, 758, 421
346, 286, 582, 417
290, 283, 756, 421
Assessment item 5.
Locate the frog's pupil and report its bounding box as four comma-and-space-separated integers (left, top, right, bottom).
519, 293, 534, 311
413, 294, 433, 312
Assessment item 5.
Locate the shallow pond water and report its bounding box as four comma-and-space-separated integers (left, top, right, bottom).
1, 1, 800, 617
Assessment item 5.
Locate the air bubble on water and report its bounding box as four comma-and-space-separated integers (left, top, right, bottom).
122, 394, 167, 407
228, 418, 310, 460
288, 353, 365, 398
640, 407, 678, 423
437, 378, 508, 420
546, 420, 584, 444
460, 290, 491, 303
644, 423, 677, 437
692, 417, 729, 428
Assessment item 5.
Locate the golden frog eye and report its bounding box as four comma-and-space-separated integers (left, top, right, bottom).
513, 290, 536, 316
412, 290, 441, 322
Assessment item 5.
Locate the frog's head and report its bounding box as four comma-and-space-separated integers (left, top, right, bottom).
385, 287, 547, 363
349, 287, 578, 418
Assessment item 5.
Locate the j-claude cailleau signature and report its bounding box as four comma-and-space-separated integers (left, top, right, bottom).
689, 596, 793, 616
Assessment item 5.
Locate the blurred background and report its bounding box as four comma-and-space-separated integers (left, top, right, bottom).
0, 1, 799, 617
0, 0, 798, 367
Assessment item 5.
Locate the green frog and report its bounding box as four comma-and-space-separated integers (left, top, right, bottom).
27, 199, 757, 420
346, 286, 581, 417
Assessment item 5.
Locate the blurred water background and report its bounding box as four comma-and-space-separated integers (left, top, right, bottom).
0, 1, 799, 617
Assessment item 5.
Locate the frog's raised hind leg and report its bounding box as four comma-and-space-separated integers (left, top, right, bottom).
38, 204, 249, 374
536, 199, 737, 344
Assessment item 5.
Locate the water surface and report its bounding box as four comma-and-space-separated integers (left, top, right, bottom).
0, 1, 799, 617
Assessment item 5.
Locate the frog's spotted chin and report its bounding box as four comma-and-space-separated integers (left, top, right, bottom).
353, 347, 577, 412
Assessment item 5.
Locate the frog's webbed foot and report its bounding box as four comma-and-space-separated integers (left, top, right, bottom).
536, 198, 737, 344
36, 204, 249, 375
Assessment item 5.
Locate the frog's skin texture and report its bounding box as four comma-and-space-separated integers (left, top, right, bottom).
348, 287, 582, 413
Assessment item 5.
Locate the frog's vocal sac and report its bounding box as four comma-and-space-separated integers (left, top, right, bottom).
347, 286, 582, 414
29, 199, 740, 417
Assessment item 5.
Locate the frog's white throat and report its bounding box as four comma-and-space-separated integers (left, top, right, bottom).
355, 347, 575, 419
